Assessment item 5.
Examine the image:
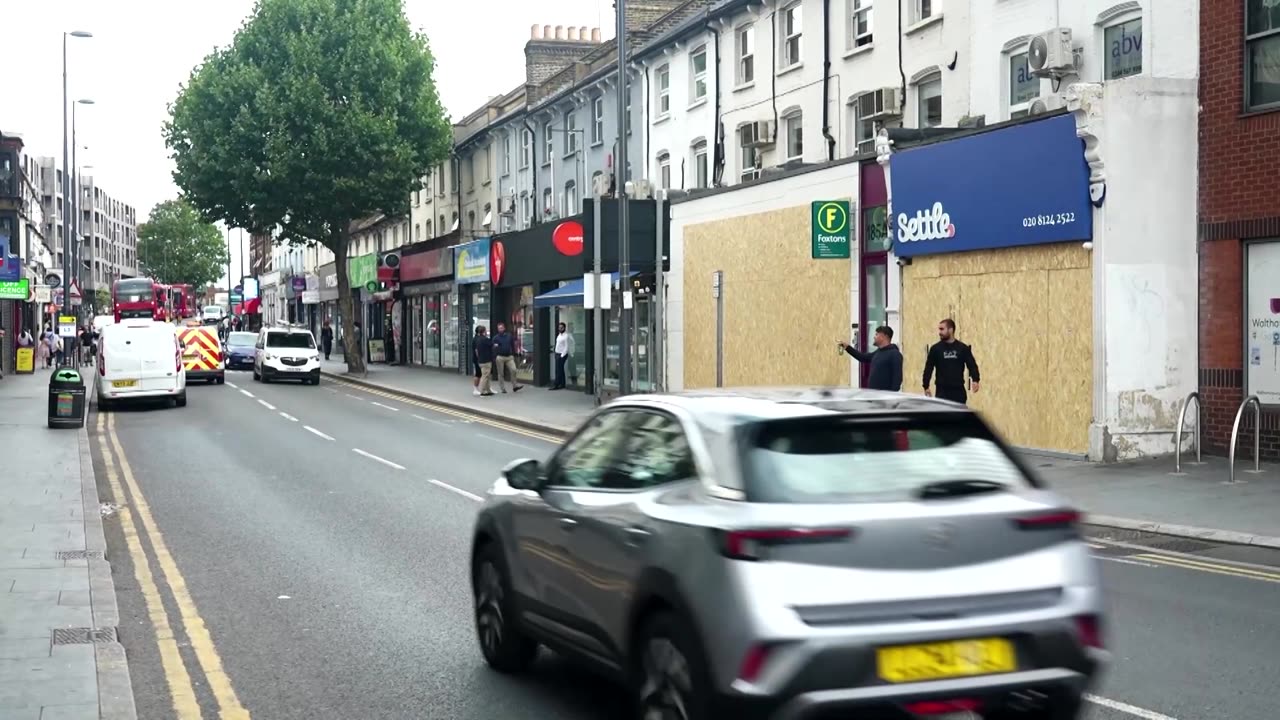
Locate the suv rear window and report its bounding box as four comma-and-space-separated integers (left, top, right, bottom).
742, 416, 1033, 503
266, 332, 315, 349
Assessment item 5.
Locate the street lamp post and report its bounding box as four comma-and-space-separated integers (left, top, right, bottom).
613, 0, 632, 394
72, 98, 93, 315
60, 29, 92, 342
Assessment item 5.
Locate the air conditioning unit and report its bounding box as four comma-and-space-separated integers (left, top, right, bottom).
500, 191, 516, 216
738, 120, 776, 148
592, 172, 613, 197
1027, 96, 1066, 116
378, 251, 400, 269
858, 88, 902, 121
630, 179, 653, 200
1028, 28, 1077, 77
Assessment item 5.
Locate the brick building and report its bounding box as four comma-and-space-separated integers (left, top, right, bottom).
1198, 0, 1280, 459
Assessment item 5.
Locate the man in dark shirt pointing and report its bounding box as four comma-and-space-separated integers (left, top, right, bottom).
839, 325, 903, 391
923, 318, 980, 404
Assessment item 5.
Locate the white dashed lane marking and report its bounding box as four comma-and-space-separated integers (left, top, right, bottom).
257, 399, 276, 411
352, 448, 405, 470
304, 426, 334, 441
429, 479, 484, 503
279, 412, 298, 422
371, 401, 400, 412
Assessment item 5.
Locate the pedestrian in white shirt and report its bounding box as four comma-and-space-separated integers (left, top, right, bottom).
551, 322, 574, 390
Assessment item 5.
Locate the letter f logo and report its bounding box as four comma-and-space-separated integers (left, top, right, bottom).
824, 206, 838, 230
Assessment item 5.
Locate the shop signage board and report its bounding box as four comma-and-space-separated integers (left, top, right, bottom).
400, 247, 453, 282
455, 238, 491, 285
59, 315, 78, 338
890, 113, 1092, 258
349, 254, 378, 288
490, 240, 506, 285
0, 278, 29, 300
1245, 240, 1280, 406
811, 201, 852, 259
552, 220, 585, 257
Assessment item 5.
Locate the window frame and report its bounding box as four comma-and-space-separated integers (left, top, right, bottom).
913, 0, 934, 24
690, 45, 708, 103
849, 0, 873, 49
916, 74, 942, 128
1103, 15, 1143, 81
591, 95, 605, 144
1007, 49, 1039, 118
542, 121, 554, 164
520, 129, 532, 168
564, 111, 579, 155
780, 3, 803, 69
1245, 3, 1280, 112
657, 152, 672, 190
740, 141, 760, 183
783, 111, 803, 161
692, 141, 709, 189
656, 64, 672, 117
502, 134, 512, 175
736, 24, 756, 85
564, 180, 578, 215
850, 94, 879, 156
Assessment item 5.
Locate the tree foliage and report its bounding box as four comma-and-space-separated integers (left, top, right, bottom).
137, 199, 230, 289
164, 0, 452, 372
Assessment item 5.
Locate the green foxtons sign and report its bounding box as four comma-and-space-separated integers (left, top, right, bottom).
811, 200, 852, 259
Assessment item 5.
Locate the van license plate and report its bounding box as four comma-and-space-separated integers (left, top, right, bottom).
112, 380, 138, 388
876, 638, 1015, 683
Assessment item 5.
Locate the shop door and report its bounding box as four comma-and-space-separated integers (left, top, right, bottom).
860, 260, 889, 388
633, 295, 655, 391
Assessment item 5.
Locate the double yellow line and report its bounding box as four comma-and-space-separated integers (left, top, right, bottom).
1127, 551, 1280, 584
97, 411, 250, 719
325, 377, 565, 444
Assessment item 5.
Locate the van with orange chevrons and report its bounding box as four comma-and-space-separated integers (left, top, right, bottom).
175, 324, 226, 384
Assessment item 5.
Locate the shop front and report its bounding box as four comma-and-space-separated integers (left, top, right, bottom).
491, 218, 588, 388
349, 253, 377, 362
316, 262, 341, 350
302, 274, 320, 334
454, 237, 492, 376
889, 113, 1093, 454
399, 243, 456, 370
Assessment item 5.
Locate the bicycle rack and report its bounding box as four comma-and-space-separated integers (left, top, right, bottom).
1227, 395, 1262, 484
1173, 391, 1201, 474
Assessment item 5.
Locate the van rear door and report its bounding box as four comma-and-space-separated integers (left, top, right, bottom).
105, 326, 178, 393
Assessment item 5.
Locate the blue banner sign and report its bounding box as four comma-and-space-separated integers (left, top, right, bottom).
890, 113, 1092, 258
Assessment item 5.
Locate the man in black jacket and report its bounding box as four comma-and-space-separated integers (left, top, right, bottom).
473, 325, 495, 396
840, 325, 903, 391
923, 318, 981, 404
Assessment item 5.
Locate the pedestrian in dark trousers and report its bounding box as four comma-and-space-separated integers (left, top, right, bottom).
839, 325, 903, 391
472, 325, 495, 396
922, 318, 981, 404
320, 321, 334, 360
551, 322, 574, 389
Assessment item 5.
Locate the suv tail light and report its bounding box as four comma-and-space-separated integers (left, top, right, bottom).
904, 698, 983, 716
1013, 510, 1081, 531
736, 644, 773, 683
1075, 614, 1104, 649
718, 528, 854, 561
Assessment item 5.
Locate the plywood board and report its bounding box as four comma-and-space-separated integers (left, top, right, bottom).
901, 243, 1092, 453
683, 204, 853, 388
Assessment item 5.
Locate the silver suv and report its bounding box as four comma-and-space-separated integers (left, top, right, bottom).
470, 389, 1106, 720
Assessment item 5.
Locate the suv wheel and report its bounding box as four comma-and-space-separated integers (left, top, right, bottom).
634, 613, 711, 720
472, 543, 538, 673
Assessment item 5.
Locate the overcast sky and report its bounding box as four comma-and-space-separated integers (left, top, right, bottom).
5, 0, 612, 285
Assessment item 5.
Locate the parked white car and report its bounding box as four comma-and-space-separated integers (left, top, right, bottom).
253, 326, 321, 385
201, 305, 226, 324
96, 320, 187, 409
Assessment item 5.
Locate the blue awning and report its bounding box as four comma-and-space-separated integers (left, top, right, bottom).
533, 272, 636, 308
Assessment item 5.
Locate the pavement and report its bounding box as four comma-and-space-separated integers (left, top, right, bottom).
320, 360, 1280, 549
89, 367, 1280, 720
0, 368, 135, 720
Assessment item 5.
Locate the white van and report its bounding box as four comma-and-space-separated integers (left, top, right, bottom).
96, 320, 187, 409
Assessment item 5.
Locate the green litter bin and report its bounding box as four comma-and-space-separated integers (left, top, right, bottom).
48, 368, 86, 429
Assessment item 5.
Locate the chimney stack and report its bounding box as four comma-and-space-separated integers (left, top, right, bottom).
530, 24, 542, 39
567, 26, 578, 40
556, 25, 565, 39
579, 26, 589, 40
543, 24, 552, 38
591, 27, 602, 42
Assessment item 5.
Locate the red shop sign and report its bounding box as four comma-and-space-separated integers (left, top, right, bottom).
551, 220, 585, 257
399, 247, 452, 282
490, 240, 506, 285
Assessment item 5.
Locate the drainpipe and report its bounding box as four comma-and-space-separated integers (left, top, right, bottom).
644, 67, 651, 181
769, 11, 779, 133
710, 21, 724, 185
523, 117, 538, 223
821, 0, 836, 160
897, 0, 907, 113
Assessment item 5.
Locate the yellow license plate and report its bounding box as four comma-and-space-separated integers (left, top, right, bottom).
876, 638, 1015, 683
112, 380, 138, 388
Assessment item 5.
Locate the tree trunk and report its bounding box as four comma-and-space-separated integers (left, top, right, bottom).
331, 227, 366, 375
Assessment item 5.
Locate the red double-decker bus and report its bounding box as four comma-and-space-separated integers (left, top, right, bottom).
113, 278, 160, 321
169, 283, 195, 319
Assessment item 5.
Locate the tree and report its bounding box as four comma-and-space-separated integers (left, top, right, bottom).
164, 0, 452, 374
93, 288, 111, 313
137, 199, 230, 289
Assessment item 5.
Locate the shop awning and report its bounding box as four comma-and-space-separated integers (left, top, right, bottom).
532, 272, 636, 308
242, 297, 261, 314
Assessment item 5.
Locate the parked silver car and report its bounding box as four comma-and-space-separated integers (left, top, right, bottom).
470, 389, 1106, 720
